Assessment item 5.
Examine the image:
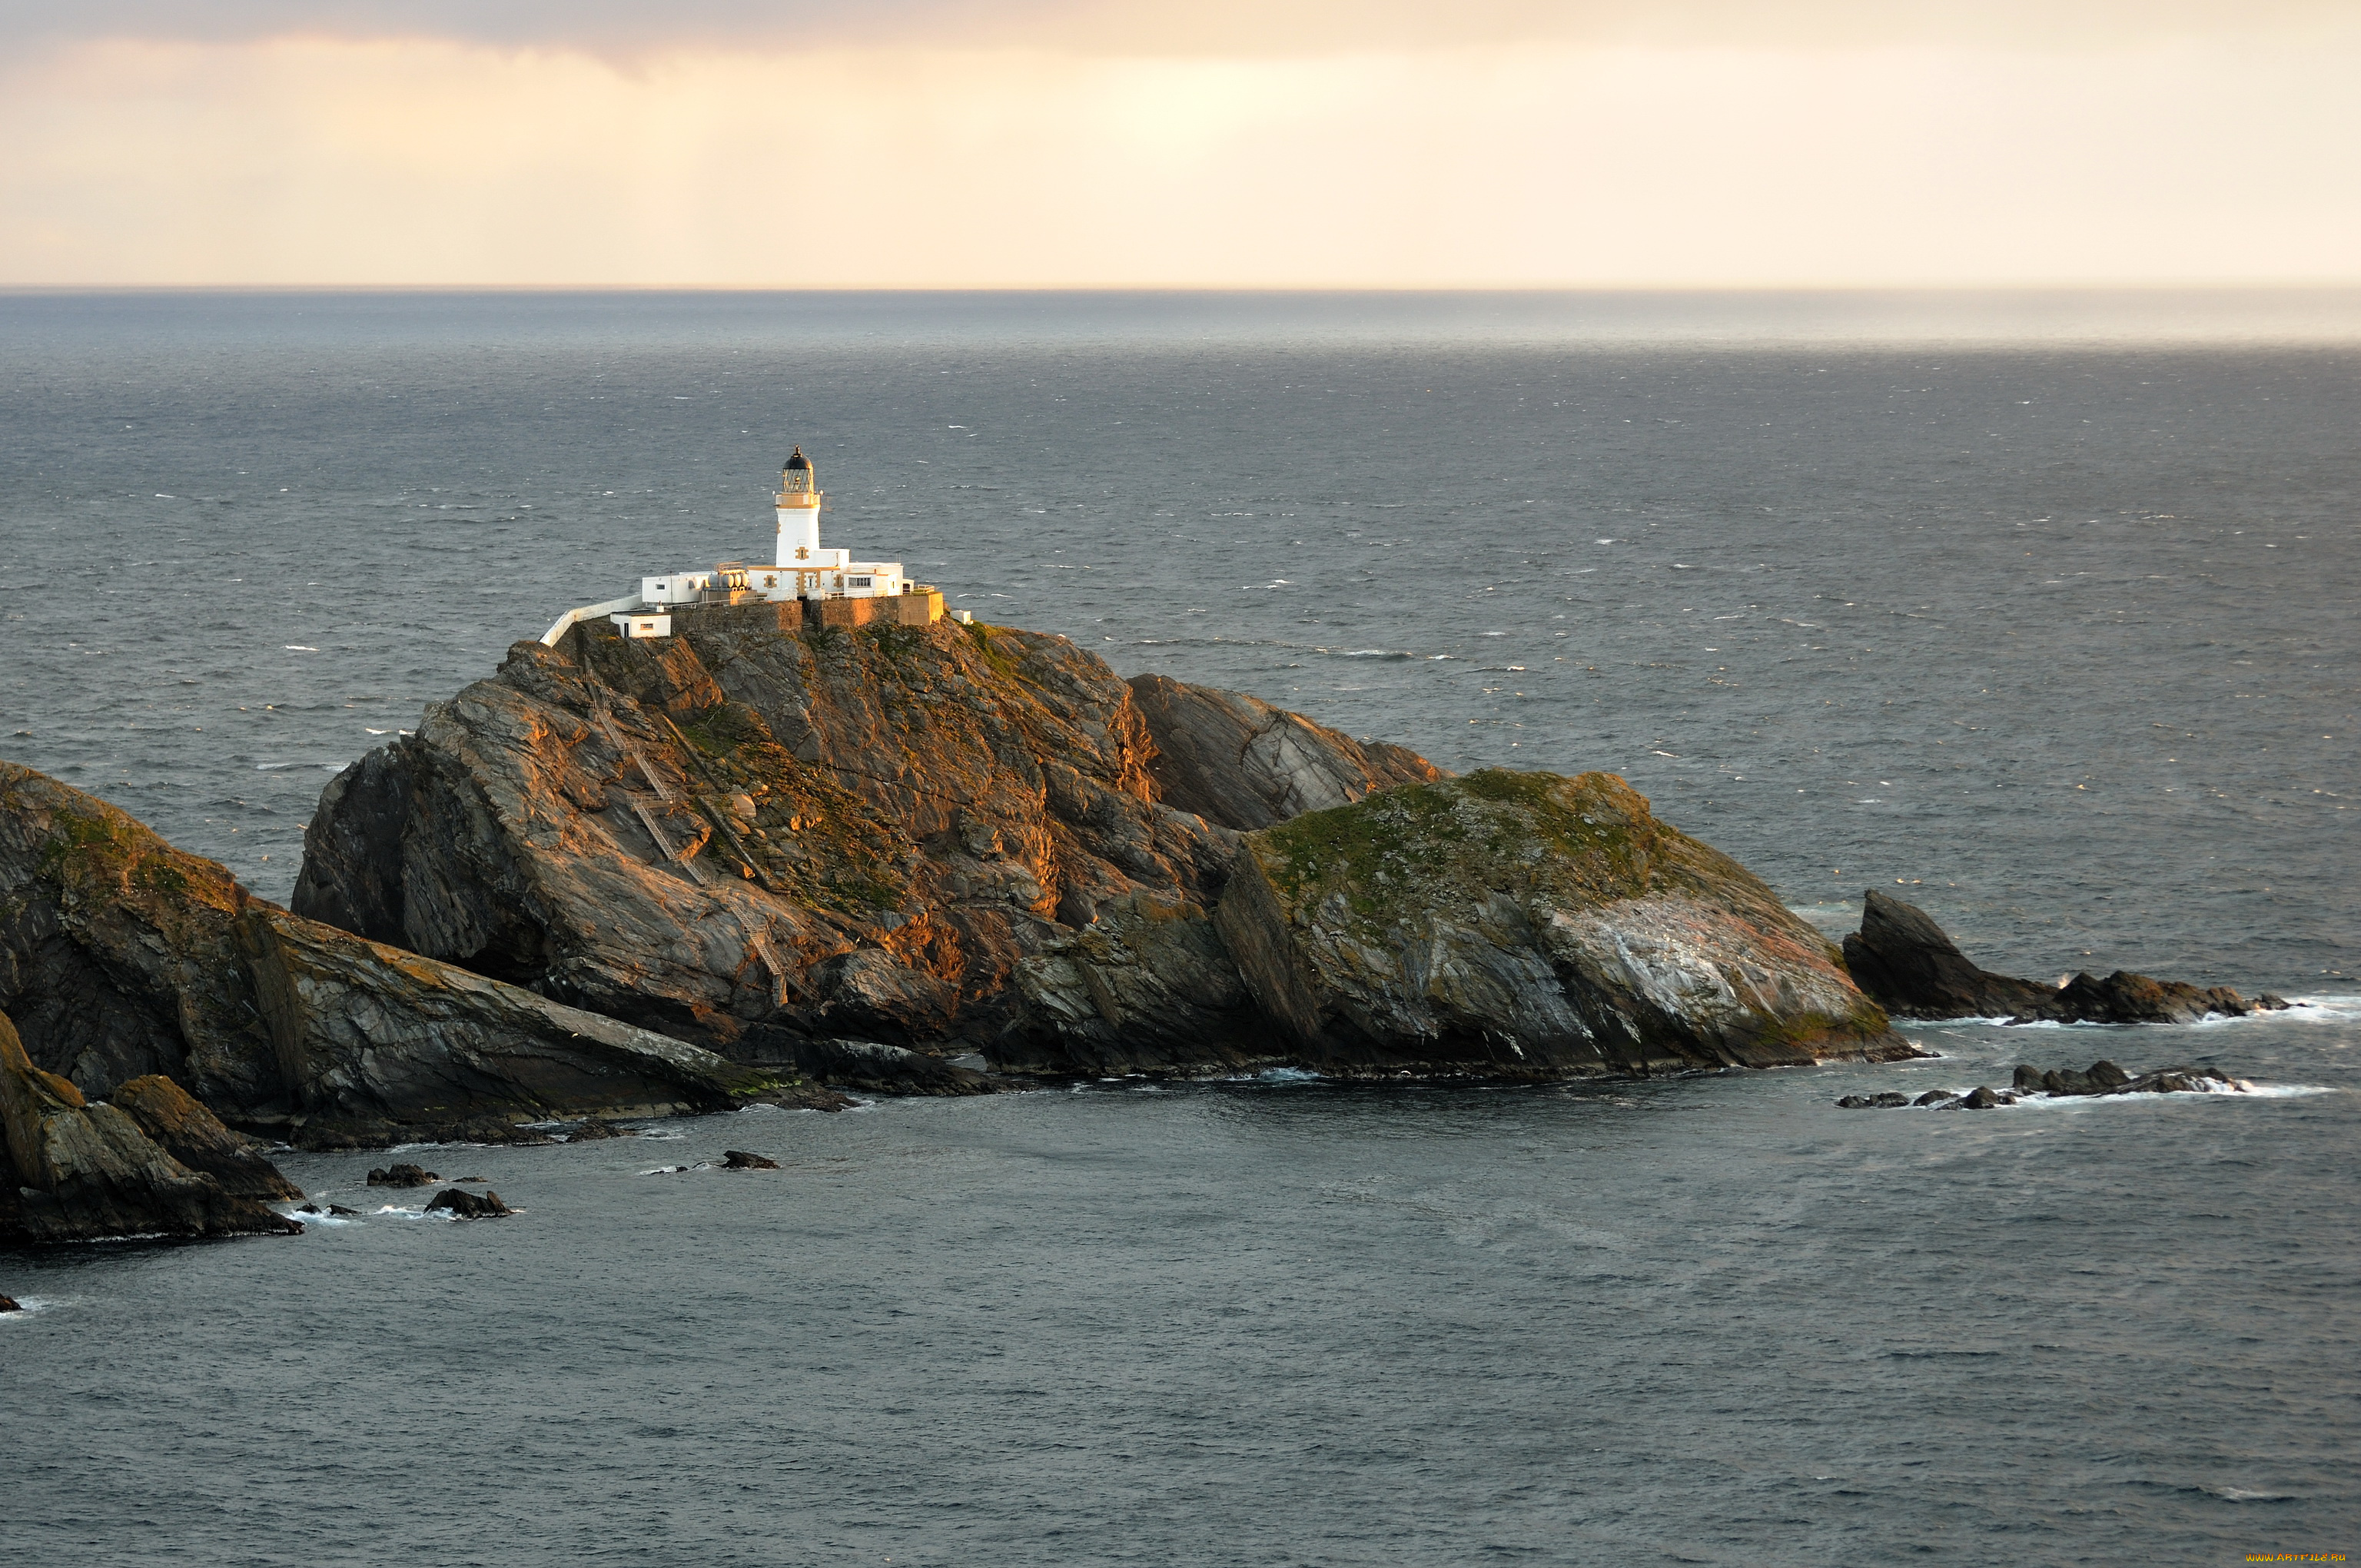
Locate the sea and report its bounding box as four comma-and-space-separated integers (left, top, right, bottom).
2, 290, 2356, 1565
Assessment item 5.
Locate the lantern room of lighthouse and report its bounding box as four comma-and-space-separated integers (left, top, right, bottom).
774, 446, 837, 574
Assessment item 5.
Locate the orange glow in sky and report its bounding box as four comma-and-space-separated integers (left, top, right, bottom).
1, 3, 2355, 287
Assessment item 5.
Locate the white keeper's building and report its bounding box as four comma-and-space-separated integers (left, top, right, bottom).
638, 447, 909, 609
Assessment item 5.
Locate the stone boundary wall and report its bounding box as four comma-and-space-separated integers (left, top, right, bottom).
577, 589, 945, 651
812, 590, 943, 630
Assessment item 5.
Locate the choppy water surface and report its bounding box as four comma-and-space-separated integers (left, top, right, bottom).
2, 291, 2356, 1563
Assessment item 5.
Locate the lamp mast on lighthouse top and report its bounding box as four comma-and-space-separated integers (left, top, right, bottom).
775, 446, 822, 567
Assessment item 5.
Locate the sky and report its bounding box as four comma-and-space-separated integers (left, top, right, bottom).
1, 1, 2356, 288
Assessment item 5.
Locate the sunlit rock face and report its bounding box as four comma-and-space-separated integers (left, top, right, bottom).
294, 615, 1907, 1085
0, 758, 784, 1148
1214, 769, 1913, 1078
293, 615, 1422, 1080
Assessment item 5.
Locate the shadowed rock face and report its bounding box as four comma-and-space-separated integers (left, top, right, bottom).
1841, 891, 2287, 1024
292, 616, 1286, 1078
0, 758, 789, 1145
1839, 892, 2060, 1020
111, 1075, 304, 1202
1126, 674, 1446, 832
1211, 769, 1913, 1078
1, 1010, 301, 1242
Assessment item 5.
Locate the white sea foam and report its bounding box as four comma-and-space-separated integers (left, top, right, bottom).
0, 1296, 64, 1317
1994, 1081, 2333, 1108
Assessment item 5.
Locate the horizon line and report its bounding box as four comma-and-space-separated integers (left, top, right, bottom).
7, 281, 2361, 297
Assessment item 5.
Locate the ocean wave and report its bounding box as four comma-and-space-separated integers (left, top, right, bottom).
0, 1296, 65, 1317
1989, 1082, 2334, 1108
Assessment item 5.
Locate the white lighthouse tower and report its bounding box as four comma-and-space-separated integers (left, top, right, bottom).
775, 447, 824, 568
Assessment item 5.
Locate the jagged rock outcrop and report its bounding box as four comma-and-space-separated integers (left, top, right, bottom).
1842, 891, 2290, 1023
0, 758, 793, 1145
424, 1186, 511, 1218
1127, 674, 1446, 832
2011, 1061, 2133, 1097
112, 1074, 304, 1202
1838, 892, 2057, 1019
2, 1008, 301, 1241
292, 615, 1277, 1078
1839, 1060, 2246, 1109
1211, 769, 1913, 1077
367, 1163, 439, 1187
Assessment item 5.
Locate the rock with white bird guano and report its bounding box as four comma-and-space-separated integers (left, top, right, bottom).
1211, 769, 1914, 1078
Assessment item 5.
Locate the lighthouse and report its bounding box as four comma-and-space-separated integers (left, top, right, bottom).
775, 447, 823, 568
538, 443, 941, 646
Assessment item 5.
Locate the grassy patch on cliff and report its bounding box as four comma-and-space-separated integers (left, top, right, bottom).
1252, 769, 1665, 935
17, 775, 239, 916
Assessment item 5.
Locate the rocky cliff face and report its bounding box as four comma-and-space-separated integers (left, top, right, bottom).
0, 759, 787, 1144
293, 613, 1426, 1078
1, 1009, 301, 1242
1126, 674, 1446, 831
1213, 770, 1911, 1075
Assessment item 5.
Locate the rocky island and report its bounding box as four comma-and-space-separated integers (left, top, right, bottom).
291, 609, 1915, 1083
13, 596, 2310, 1241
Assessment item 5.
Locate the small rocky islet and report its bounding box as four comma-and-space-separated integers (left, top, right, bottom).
0, 608, 2287, 1244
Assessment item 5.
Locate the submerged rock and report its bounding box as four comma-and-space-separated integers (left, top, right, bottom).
2114, 1065, 2246, 1095
2011, 1061, 2134, 1097
1212, 769, 1912, 1078
1842, 892, 2290, 1024
1838, 1060, 2245, 1108
565, 1118, 635, 1141
424, 1186, 511, 1218
366, 1163, 439, 1187
1, 1008, 301, 1242
1838, 1092, 1911, 1108
0, 758, 797, 1144
721, 1149, 781, 1169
